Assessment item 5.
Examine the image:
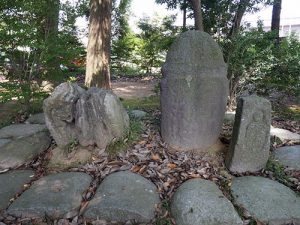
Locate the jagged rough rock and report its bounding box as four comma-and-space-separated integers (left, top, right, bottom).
84, 171, 160, 223
0, 139, 11, 148
0, 170, 34, 210
273, 145, 300, 170
43, 82, 129, 149
231, 176, 300, 225
225, 96, 271, 173
25, 113, 45, 124
7, 172, 91, 219
270, 126, 300, 142
161, 31, 228, 153
0, 131, 51, 169
0, 124, 47, 139
130, 110, 147, 119
171, 179, 242, 225
75, 87, 129, 149
48, 146, 92, 169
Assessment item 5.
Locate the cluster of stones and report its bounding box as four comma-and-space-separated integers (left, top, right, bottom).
1, 170, 300, 224
1, 30, 300, 224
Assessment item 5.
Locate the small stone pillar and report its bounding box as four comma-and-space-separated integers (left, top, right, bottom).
225, 96, 271, 173
161, 31, 228, 153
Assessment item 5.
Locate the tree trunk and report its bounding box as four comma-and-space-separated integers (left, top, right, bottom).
189, 0, 204, 31
182, 0, 187, 31
85, 0, 112, 89
228, 0, 250, 39
271, 0, 282, 43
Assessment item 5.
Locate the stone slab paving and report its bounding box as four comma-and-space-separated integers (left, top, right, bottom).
25, 113, 45, 124
0, 124, 47, 139
130, 110, 147, 119
270, 126, 300, 142
273, 145, 300, 170
84, 171, 160, 223
0, 131, 51, 169
231, 176, 300, 225
171, 179, 242, 225
7, 172, 91, 219
0, 170, 34, 210
0, 139, 11, 148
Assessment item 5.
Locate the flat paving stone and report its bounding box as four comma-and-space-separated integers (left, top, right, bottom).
0, 124, 47, 139
25, 113, 45, 124
0, 170, 34, 210
231, 176, 300, 225
270, 126, 300, 142
0, 139, 11, 148
84, 171, 160, 223
171, 179, 242, 225
7, 172, 91, 219
0, 131, 51, 169
273, 145, 300, 170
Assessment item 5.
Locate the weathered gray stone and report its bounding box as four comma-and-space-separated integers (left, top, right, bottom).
0, 139, 11, 148
8, 172, 91, 218
161, 31, 228, 153
231, 176, 300, 225
25, 113, 45, 124
270, 126, 300, 142
0, 131, 51, 169
75, 87, 129, 149
0, 124, 47, 139
225, 96, 271, 173
43, 82, 84, 147
84, 171, 160, 223
48, 146, 92, 169
171, 179, 242, 225
273, 145, 300, 170
130, 110, 147, 119
44, 83, 129, 149
0, 170, 34, 210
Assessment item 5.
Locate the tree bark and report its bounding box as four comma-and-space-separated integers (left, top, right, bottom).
189, 0, 204, 31
271, 0, 282, 42
182, 0, 187, 30
85, 0, 112, 89
228, 0, 250, 39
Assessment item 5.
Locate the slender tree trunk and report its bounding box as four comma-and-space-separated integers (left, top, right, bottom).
182, 0, 187, 31
271, 0, 282, 44
44, 0, 60, 77
228, 0, 250, 39
85, 0, 112, 89
189, 0, 204, 31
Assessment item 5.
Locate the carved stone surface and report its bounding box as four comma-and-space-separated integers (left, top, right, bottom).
44, 82, 129, 149
160, 31, 228, 153
225, 96, 271, 173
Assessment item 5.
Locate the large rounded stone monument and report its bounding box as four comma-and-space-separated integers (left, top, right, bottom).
161, 31, 228, 153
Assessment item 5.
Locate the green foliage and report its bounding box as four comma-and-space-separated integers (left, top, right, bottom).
266, 158, 290, 184
106, 118, 144, 156
225, 25, 300, 105
0, 0, 85, 109
111, 15, 179, 76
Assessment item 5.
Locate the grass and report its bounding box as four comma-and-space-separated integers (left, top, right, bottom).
121, 95, 160, 111
106, 117, 144, 156
266, 157, 290, 184
272, 103, 300, 120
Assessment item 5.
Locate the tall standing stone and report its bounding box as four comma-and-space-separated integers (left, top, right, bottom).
161, 31, 228, 153
225, 96, 271, 173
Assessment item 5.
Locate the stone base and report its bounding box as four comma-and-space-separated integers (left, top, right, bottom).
47, 146, 92, 169
167, 139, 225, 156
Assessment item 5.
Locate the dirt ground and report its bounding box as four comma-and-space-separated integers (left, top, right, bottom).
111, 81, 157, 99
